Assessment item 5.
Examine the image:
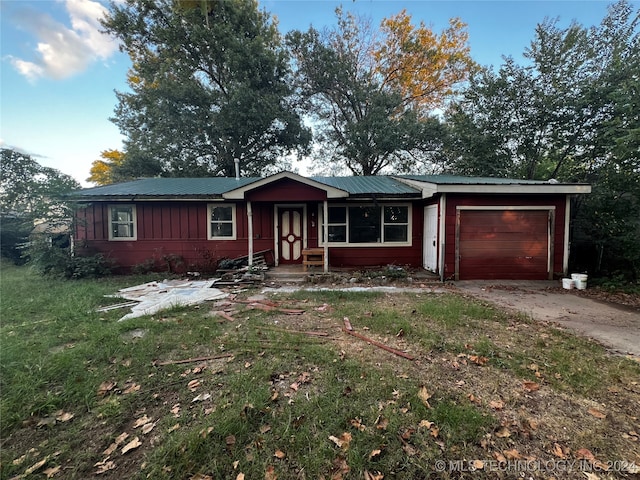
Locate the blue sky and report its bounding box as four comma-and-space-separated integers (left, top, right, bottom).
0, 0, 620, 186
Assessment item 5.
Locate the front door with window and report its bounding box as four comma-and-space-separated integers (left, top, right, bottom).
278, 208, 303, 264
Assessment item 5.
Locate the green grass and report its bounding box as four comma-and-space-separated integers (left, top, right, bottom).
1, 263, 639, 479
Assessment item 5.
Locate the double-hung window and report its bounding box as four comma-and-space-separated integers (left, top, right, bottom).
109, 205, 137, 240
208, 204, 236, 240
322, 204, 410, 245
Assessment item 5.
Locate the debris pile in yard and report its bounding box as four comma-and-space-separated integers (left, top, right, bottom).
101, 279, 229, 321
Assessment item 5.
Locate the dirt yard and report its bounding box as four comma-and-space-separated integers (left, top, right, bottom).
454, 281, 640, 359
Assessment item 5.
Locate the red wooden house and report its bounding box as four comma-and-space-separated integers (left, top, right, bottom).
72, 172, 590, 280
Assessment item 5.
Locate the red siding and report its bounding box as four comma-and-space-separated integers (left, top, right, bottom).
247, 178, 327, 202
442, 194, 567, 280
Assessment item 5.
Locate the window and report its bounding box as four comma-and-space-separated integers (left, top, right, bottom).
109, 205, 136, 240
321, 204, 410, 245
208, 204, 236, 240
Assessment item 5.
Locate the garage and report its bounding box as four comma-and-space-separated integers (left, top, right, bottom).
456, 208, 553, 280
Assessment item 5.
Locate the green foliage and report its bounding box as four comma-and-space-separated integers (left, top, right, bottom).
103, 0, 310, 179
0, 148, 80, 264
28, 235, 113, 279
286, 8, 468, 175
444, 1, 640, 280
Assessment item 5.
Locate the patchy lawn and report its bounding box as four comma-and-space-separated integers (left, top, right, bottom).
1, 264, 639, 479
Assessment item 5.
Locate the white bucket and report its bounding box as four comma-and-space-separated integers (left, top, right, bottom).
562, 278, 575, 289
571, 273, 588, 290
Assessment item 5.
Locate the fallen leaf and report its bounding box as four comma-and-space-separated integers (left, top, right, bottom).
260, 424, 272, 434
94, 459, 116, 475
264, 465, 277, 480
469, 355, 488, 366
587, 408, 606, 419
330, 456, 350, 479
97, 381, 116, 396
44, 465, 61, 478
364, 470, 384, 480
121, 437, 142, 454
489, 400, 504, 410
552, 443, 568, 459
504, 449, 522, 460
523, 381, 540, 392
274, 450, 286, 459
493, 451, 506, 463
369, 448, 382, 459
350, 418, 366, 431
430, 426, 439, 438
192, 393, 211, 402
103, 443, 118, 456
236, 474, 245, 480
226, 435, 236, 446
200, 427, 213, 438
55, 411, 74, 423
142, 422, 156, 434
24, 457, 49, 475
191, 475, 213, 480
168, 423, 180, 433
170, 404, 181, 416
328, 432, 352, 451
495, 427, 511, 438
133, 415, 152, 428
471, 460, 484, 470
187, 379, 201, 391
115, 432, 129, 444
419, 420, 433, 428
582, 473, 599, 480
418, 386, 432, 408
402, 443, 417, 456
123, 383, 140, 394
375, 416, 389, 430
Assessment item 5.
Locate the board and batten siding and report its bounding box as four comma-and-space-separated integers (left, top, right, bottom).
74, 201, 275, 273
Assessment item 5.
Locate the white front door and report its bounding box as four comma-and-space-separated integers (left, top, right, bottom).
424, 205, 438, 272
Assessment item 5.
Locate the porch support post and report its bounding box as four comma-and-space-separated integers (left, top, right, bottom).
323, 200, 329, 273
247, 201, 253, 267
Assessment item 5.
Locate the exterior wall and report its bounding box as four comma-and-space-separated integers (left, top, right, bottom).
75, 201, 275, 273
442, 194, 567, 280
246, 178, 327, 202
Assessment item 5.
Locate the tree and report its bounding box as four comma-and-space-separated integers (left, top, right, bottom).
0, 148, 80, 263
87, 149, 125, 185
286, 9, 474, 176
103, 0, 311, 179
445, 0, 640, 279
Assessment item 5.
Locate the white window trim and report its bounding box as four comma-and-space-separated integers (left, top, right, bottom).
319, 203, 412, 247
207, 203, 237, 240
108, 204, 137, 241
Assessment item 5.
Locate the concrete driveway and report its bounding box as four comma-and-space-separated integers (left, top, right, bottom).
454, 280, 640, 358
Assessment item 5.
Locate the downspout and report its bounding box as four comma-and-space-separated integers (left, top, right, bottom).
247, 200, 253, 267
563, 195, 571, 275
439, 194, 446, 282
323, 200, 329, 273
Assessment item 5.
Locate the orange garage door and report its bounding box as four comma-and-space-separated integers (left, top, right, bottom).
458, 209, 551, 280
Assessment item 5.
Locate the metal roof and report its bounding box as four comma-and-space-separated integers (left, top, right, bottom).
73, 177, 259, 198
311, 176, 419, 195
72, 174, 588, 200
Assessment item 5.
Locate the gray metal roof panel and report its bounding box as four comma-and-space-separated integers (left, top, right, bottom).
311, 176, 419, 195
73, 177, 260, 198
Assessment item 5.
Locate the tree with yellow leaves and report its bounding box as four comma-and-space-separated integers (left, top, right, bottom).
87, 149, 125, 186
287, 8, 475, 175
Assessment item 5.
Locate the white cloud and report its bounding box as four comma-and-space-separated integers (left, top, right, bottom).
9, 0, 119, 82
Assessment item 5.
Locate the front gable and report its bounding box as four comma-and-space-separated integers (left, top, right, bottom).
222, 172, 348, 200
